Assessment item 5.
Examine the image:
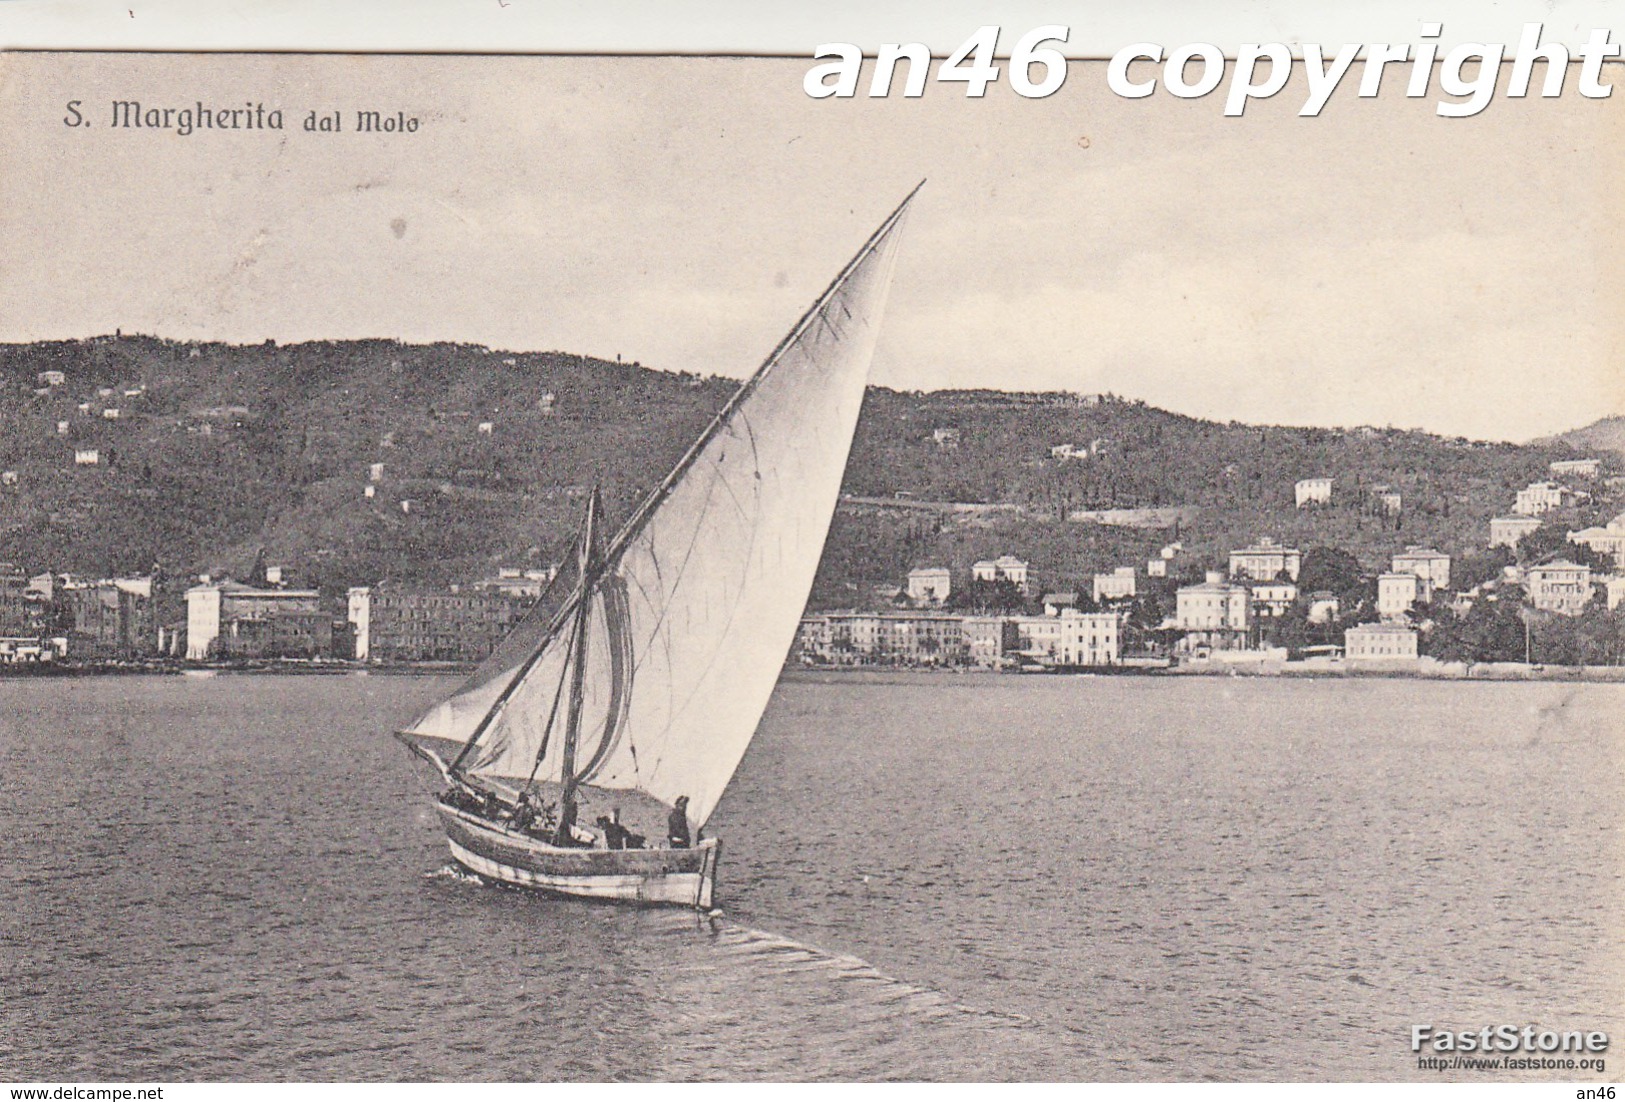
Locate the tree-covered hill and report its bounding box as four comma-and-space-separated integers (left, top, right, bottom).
0, 336, 1617, 615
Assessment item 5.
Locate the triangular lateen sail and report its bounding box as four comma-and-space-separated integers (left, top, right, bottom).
399, 186, 918, 827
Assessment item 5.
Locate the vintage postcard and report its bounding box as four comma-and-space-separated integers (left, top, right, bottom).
0, 38, 1622, 1086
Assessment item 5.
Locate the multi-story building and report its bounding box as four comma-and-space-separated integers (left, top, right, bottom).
59, 576, 155, 659
186, 581, 331, 660
1567, 513, 1625, 568
1513, 481, 1577, 516
962, 616, 1013, 667
0, 563, 28, 636
350, 584, 534, 663
1345, 623, 1418, 661
1176, 571, 1250, 651
473, 566, 559, 600
1249, 580, 1298, 620
1377, 572, 1429, 621
1010, 614, 1064, 661
1605, 576, 1625, 612
1056, 609, 1119, 667
1295, 478, 1333, 507
1549, 458, 1600, 479
972, 555, 1029, 588
1091, 566, 1136, 604
1525, 561, 1594, 616
796, 612, 967, 666
1392, 546, 1451, 590
1147, 558, 1167, 578
1229, 538, 1301, 582
1490, 515, 1542, 549
1370, 485, 1402, 516
906, 566, 952, 605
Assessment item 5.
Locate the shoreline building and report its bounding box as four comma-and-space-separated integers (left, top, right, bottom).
185, 580, 330, 660
1229, 538, 1302, 582
59, 575, 156, 659
1175, 571, 1250, 652
1058, 609, 1120, 666
794, 611, 968, 667
348, 584, 534, 663
1525, 561, 1594, 616
1345, 623, 1419, 661
0, 563, 26, 636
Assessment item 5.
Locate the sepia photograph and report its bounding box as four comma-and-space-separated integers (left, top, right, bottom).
1, 19, 1622, 1085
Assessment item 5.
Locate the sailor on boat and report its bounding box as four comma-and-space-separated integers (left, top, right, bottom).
667, 796, 692, 849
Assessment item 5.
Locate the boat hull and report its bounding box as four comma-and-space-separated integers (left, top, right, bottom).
437, 805, 720, 909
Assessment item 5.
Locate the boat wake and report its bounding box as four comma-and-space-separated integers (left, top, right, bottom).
702, 920, 1037, 1029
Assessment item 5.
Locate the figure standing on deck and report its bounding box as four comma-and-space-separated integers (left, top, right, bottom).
668, 795, 691, 849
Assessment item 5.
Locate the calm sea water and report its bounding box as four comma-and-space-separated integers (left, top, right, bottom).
1, 671, 1620, 1082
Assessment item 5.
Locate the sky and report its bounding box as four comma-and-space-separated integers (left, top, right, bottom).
1, 51, 1620, 442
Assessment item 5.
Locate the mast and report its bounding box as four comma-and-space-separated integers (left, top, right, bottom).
398, 185, 919, 826
554, 489, 601, 842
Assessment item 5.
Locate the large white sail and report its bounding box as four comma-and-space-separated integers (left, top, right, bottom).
401, 190, 915, 827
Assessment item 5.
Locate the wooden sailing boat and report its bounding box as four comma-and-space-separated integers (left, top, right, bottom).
395, 186, 918, 908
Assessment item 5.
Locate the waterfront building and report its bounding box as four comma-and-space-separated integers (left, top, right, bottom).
1010, 614, 1064, 661
0, 563, 26, 635
59, 576, 155, 659
1056, 609, 1119, 667
1091, 566, 1136, 604
962, 616, 1013, 667
1567, 513, 1625, 568
1175, 571, 1249, 651
1490, 515, 1542, 548
1549, 458, 1600, 479
906, 566, 952, 605
1295, 478, 1332, 507
185, 581, 330, 660
349, 583, 533, 663
798, 611, 967, 666
1344, 623, 1418, 661
1229, 538, 1301, 582
1392, 546, 1451, 590
1525, 561, 1594, 616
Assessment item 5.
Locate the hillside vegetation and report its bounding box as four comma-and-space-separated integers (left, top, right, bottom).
0, 337, 1617, 616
